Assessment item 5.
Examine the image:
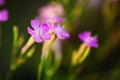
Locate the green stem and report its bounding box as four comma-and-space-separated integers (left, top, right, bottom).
10, 46, 18, 66
13, 26, 18, 47
46, 56, 61, 78
38, 34, 56, 80
5, 26, 19, 80
10, 26, 19, 66
46, 39, 62, 78
71, 43, 86, 66
41, 34, 56, 59
78, 47, 91, 64
21, 36, 35, 55
37, 59, 44, 80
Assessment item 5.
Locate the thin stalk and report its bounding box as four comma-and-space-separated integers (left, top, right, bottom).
46, 55, 61, 79
4, 26, 19, 80
37, 34, 56, 80
21, 36, 35, 55
71, 43, 86, 66
77, 43, 86, 60
37, 59, 44, 80
41, 34, 56, 59
46, 38, 62, 78
78, 47, 91, 64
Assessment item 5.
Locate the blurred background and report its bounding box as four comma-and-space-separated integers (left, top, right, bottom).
0, 0, 120, 80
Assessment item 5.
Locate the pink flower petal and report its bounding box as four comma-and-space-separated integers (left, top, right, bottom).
40, 22, 50, 33
53, 24, 70, 39
27, 27, 35, 35
0, 0, 5, 6
78, 31, 91, 42
31, 19, 40, 29
42, 33, 51, 40
57, 31, 70, 39
87, 36, 98, 48
33, 35, 42, 43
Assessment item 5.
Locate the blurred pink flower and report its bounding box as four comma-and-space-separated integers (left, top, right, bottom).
39, 17, 65, 24
0, 0, 5, 6
38, 3, 65, 23
78, 31, 98, 48
0, 9, 8, 22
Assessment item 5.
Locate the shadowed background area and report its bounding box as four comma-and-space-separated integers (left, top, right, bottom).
0, 0, 120, 80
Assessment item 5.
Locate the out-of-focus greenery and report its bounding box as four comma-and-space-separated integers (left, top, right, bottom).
0, 0, 120, 80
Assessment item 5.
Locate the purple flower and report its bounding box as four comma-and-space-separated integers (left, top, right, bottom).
27, 19, 51, 43
52, 24, 70, 39
78, 31, 98, 48
0, 0, 5, 6
0, 9, 8, 22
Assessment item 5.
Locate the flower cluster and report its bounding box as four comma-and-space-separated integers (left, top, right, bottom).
28, 4, 70, 43
27, 18, 70, 43
27, 4, 98, 48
